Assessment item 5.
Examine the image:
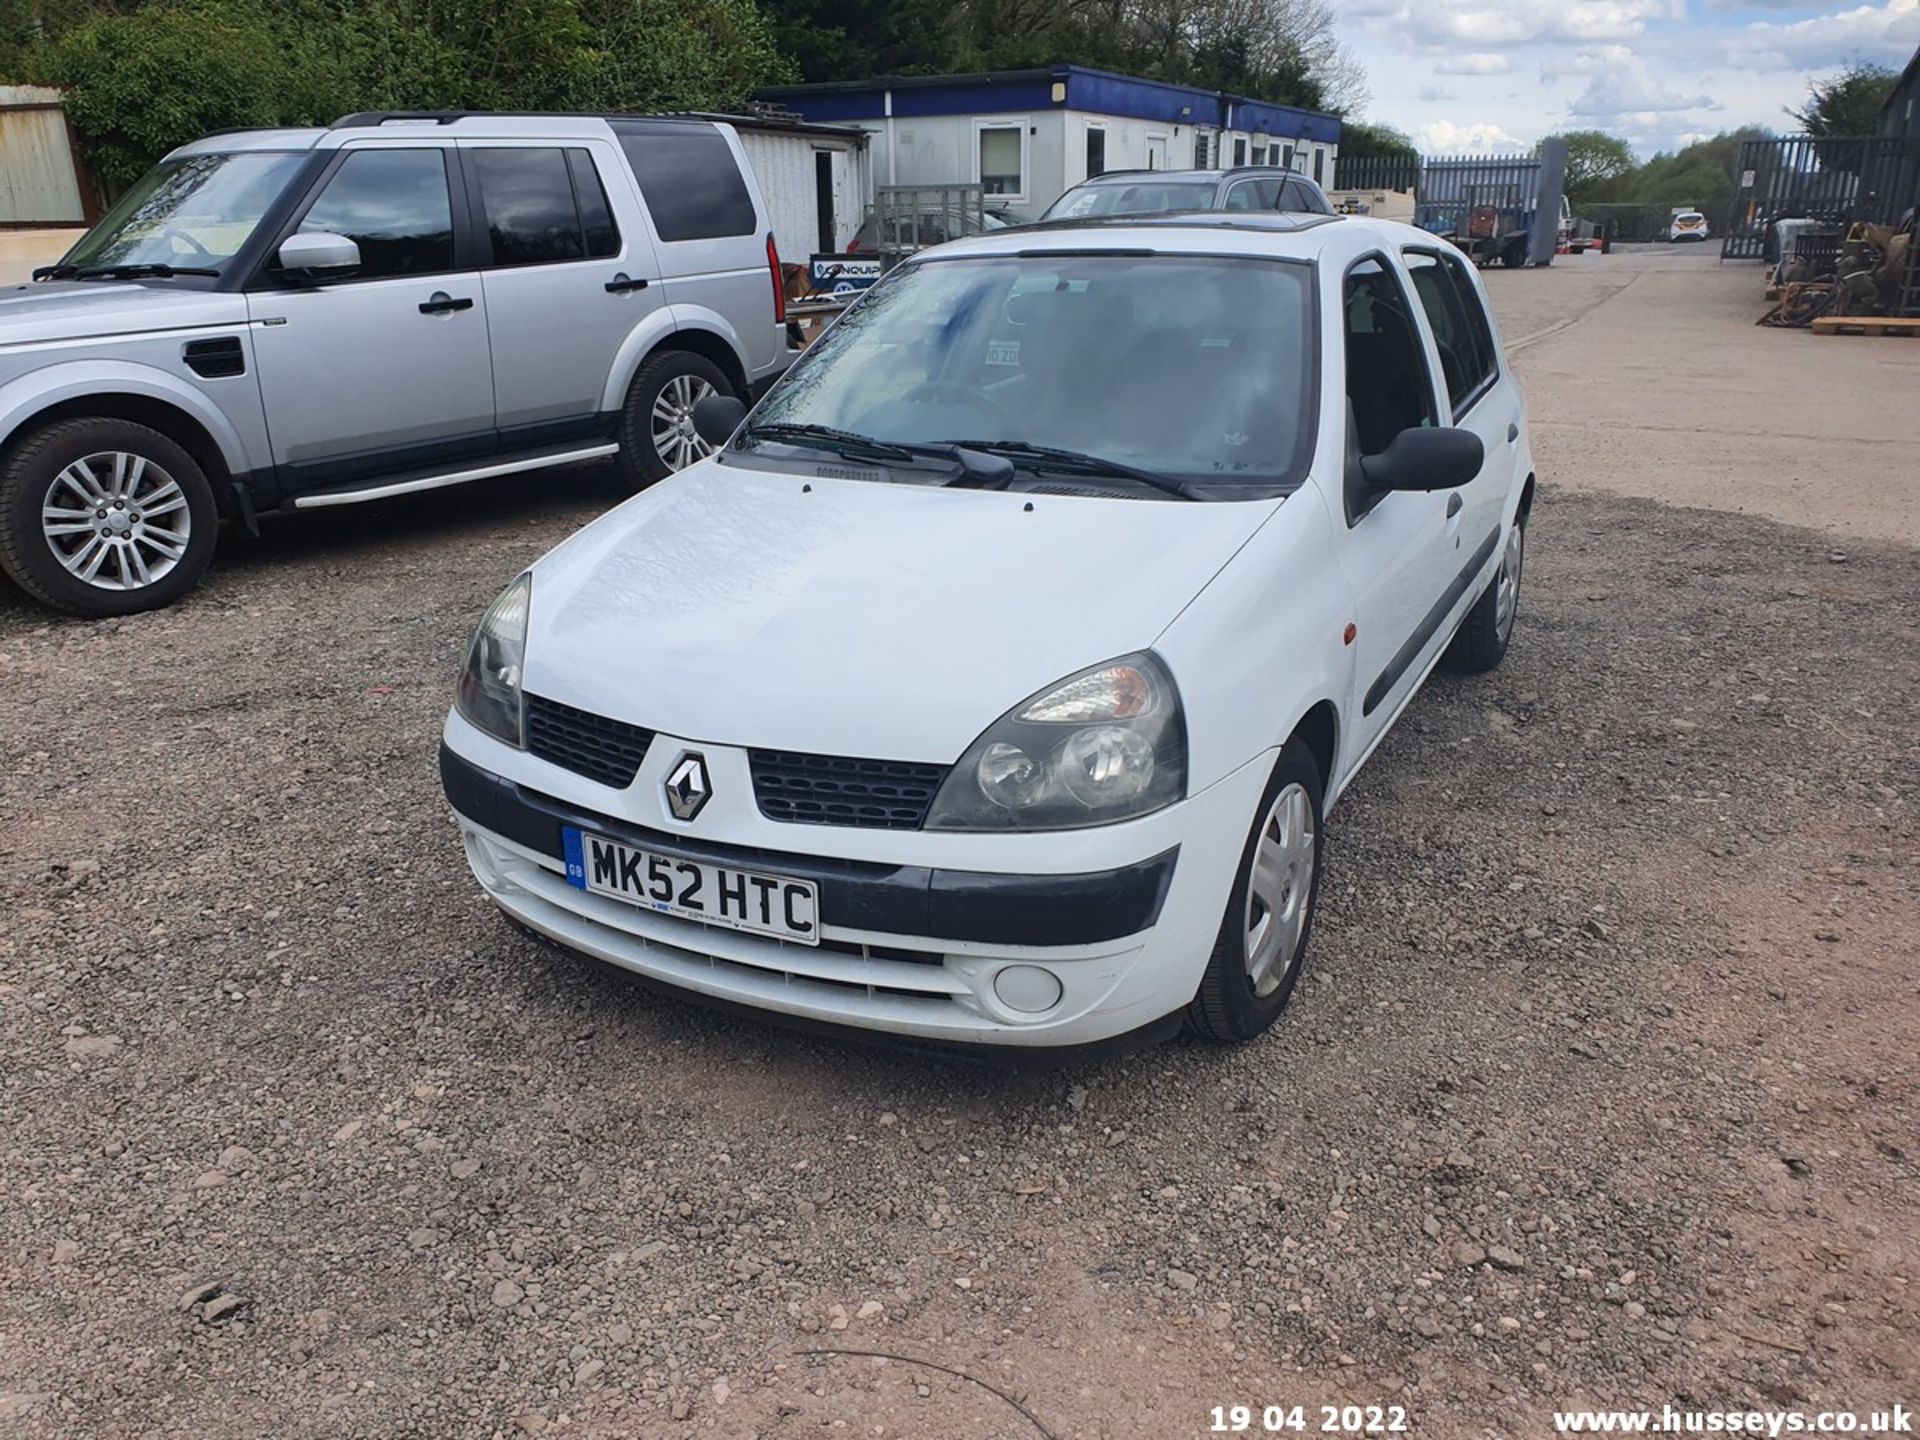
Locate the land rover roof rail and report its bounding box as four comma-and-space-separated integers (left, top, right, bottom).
331, 111, 476, 128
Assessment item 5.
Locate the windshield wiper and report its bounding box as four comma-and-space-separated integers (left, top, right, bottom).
739, 422, 958, 466
944, 440, 1201, 500
40, 263, 223, 281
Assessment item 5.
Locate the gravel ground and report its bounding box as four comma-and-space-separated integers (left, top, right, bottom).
2, 253, 1916, 1439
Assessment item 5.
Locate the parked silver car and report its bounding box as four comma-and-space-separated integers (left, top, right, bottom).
0, 112, 790, 616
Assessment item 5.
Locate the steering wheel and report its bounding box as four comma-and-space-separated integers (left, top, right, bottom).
161, 227, 214, 259
897, 381, 1012, 431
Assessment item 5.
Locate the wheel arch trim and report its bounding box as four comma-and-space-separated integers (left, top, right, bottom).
599, 309, 750, 414
0, 362, 259, 483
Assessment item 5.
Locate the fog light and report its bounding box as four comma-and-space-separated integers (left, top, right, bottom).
992, 964, 1063, 1014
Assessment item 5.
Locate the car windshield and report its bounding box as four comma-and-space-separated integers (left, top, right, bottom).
744, 252, 1316, 491
58, 151, 306, 275
1042, 179, 1220, 220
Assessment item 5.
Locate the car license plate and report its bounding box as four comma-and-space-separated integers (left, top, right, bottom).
562, 827, 819, 945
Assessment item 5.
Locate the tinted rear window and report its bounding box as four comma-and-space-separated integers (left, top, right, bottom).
611, 120, 756, 242
472, 148, 585, 266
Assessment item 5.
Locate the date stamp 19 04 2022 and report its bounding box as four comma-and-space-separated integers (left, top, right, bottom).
1209, 1404, 1412, 1434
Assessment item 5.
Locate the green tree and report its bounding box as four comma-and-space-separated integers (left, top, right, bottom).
1548, 129, 1635, 203
1787, 62, 1898, 137
1338, 120, 1416, 161
18, 0, 794, 190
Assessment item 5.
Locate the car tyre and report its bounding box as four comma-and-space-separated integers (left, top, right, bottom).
1446, 509, 1526, 672
616, 350, 736, 489
0, 417, 217, 618
1186, 739, 1325, 1043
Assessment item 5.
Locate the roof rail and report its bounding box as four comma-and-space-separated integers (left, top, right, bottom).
331, 111, 477, 128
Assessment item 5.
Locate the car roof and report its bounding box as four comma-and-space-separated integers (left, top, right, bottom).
1071, 167, 1324, 188
171, 112, 729, 158
903, 209, 1444, 266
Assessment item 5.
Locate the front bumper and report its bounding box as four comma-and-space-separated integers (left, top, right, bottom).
440, 735, 1270, 1047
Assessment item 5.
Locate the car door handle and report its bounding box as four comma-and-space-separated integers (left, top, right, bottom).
605, 274, 650, 293
418, 293, 473, 315
1506, 422, 1519, 444
1446, 493, 1464, 518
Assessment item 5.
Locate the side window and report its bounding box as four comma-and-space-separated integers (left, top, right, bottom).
1288, 181, 1332, 215
614, 121, 756, 242
1345, 256, 1437, 462
1223, 182, 1261, 212
1254, 178, 1284, 209
299, 148, 454, 279
472, 148, 585, 266
1441, 251, 1499, 389
567, 149, 620, 258
1402, 252, 1476, 411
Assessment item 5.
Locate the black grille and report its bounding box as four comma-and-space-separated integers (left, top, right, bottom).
525, 694, 653, 788
749, 749, 947, 830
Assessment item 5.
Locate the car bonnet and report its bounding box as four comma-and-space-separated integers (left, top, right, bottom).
520, 461, 1280, 762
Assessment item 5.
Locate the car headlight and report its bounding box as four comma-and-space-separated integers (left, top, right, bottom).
925, 653, 1186, 831
455, 573, 530, 747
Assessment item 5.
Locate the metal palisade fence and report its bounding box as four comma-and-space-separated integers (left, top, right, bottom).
1724, 135, 1920, 259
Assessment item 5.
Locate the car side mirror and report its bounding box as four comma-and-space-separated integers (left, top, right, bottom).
275, 231, 361, 277
691, 394, 748, 448
1358, 426, 1484, 493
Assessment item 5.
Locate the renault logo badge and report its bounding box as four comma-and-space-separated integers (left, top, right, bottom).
663, 753, 711, 821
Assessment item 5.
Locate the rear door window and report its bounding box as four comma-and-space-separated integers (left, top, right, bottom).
1442, 251, 1500, 389
567, 150, 620, 257
1403, 251, 1480, 413
472, 148, 584, 266
612, 121, 756, 242
298, 148, 455, 279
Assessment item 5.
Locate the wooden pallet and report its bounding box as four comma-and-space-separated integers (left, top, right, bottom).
1810, 315, 1920, 335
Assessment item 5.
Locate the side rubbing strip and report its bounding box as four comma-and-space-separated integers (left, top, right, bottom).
1363, 526, 1502, 717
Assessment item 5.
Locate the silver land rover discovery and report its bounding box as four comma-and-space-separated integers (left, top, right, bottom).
0, 111, 791, 616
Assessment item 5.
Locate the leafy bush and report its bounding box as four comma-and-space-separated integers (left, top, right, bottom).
14, 0, 794, 191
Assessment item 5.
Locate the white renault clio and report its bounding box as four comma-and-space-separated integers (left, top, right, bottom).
441, 212, 1534, 1052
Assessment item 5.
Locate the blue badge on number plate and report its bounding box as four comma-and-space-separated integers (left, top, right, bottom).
562, 827, 586, 889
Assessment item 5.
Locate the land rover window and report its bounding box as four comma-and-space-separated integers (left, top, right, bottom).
473, 148, 586, 266
298, 148, 455, 279
614, 121, 755, 242
567, 149, 620, 257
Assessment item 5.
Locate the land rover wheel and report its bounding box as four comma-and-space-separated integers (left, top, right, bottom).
0, 417, 218, 618
617, 351, 736, 488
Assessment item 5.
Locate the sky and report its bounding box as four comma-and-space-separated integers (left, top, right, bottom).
1330, 0, 1920, 157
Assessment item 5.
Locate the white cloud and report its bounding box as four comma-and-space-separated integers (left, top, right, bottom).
1418, 83, 1459, 101
1720, 0, 1920, 71
1432, 51, 1513, 75
1569, 57, 1722, 117
1346, 0, 1681, 48
1415, 119, 1527, 151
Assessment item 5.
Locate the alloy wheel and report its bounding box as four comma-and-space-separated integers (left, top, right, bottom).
1494, 521, 1525, 641
41, 451, 192, 592
650, 375, 718, 473
1244, 782, 1316, 998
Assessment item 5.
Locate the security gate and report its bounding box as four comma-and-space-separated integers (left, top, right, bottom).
869, 184, 987, 270
1723, 135, 1920, 260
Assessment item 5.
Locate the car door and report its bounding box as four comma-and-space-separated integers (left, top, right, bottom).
1401, 248, 1518, 561
248, 145, 495, 487
1329, 253, 1459, 764
461, 141, 667, 447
